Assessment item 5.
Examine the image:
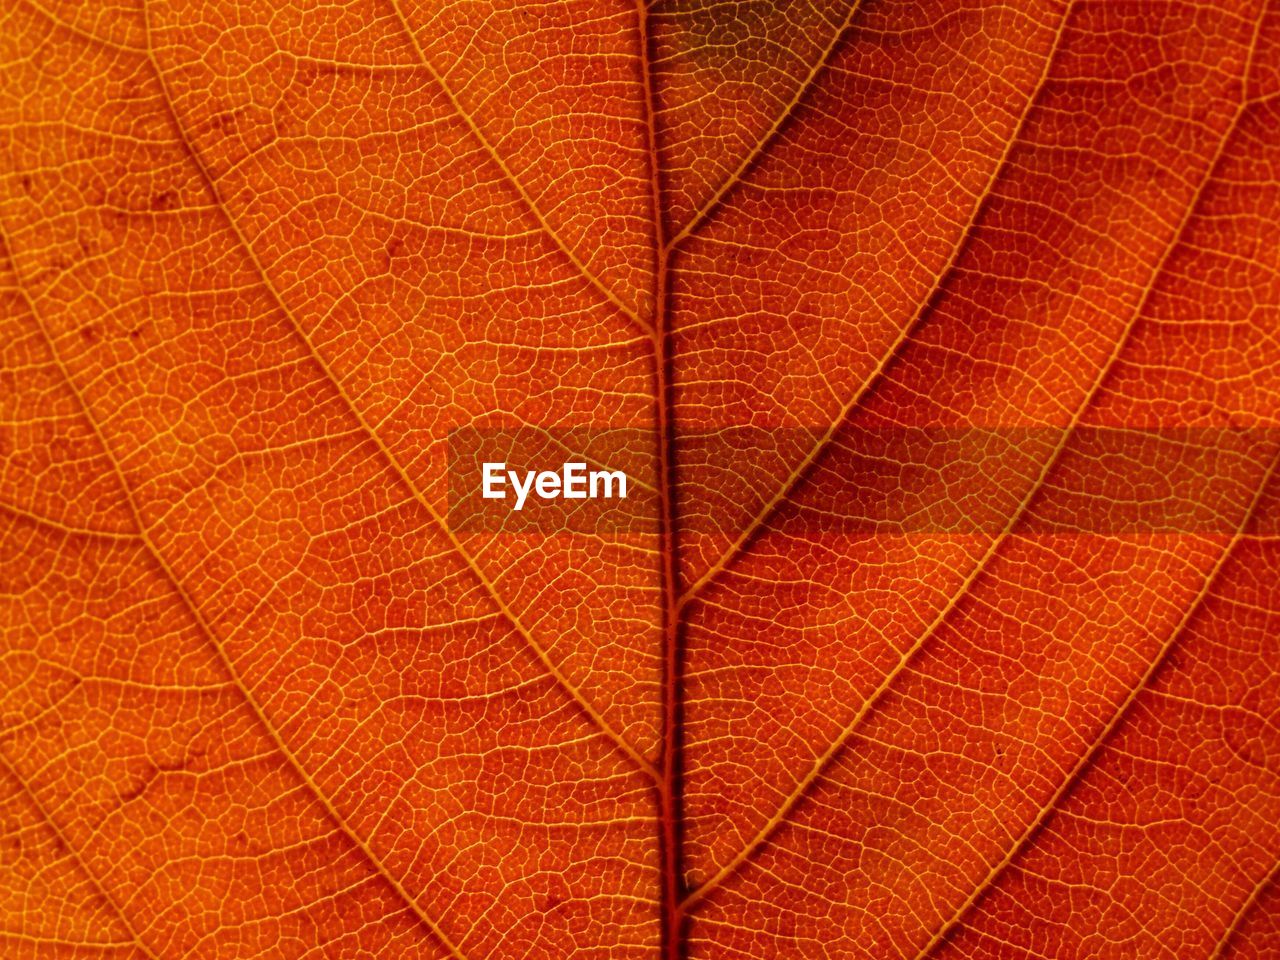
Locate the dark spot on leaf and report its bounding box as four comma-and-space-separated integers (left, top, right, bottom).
383, 235, 404, 273
674, 0, 785, 52
119, 776, 150, 804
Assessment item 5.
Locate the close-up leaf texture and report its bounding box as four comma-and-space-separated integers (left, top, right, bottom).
2, 0, 1280, 957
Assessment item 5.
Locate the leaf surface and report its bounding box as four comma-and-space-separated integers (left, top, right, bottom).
2, 1, 1279, 958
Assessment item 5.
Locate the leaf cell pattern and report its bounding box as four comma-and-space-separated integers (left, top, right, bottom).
2, 0, 1280, 958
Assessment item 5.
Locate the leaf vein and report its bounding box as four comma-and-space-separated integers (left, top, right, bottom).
914, 449, 1280, 960
0, 753, 162, 960
681, 5, 1261, 906
678, 0, 1077, 610
1211, 852, 1280, 960
135, 5, 657, 782
2, 220, 476, 960
382, 0, 652, 335
666, 0, 869, 250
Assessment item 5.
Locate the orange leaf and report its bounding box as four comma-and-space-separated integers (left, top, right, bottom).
2, 1, 1279, 958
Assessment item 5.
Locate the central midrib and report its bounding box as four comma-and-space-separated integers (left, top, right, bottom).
634, 2, 689, 957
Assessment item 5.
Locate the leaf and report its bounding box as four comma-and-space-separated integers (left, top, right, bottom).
2, 0, 1279, 958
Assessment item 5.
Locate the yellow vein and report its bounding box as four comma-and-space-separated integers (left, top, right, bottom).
913, 449, 1280, 960
0, 932, 138, 952
1210, 852, 1280, 960
678, 0, 1075, 611
0, 497, 139, 542
682, 11, 1262, 907
665, 0, 868, 251
383, 0, 651, 335
0, 752, 162, 960
5, 238, 477, 955
15, 0, 146, 55
10, 270, 475, 960
137, 6, 656, 781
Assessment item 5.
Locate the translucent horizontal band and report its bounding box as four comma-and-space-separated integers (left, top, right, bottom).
446, 426, 1280, 536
